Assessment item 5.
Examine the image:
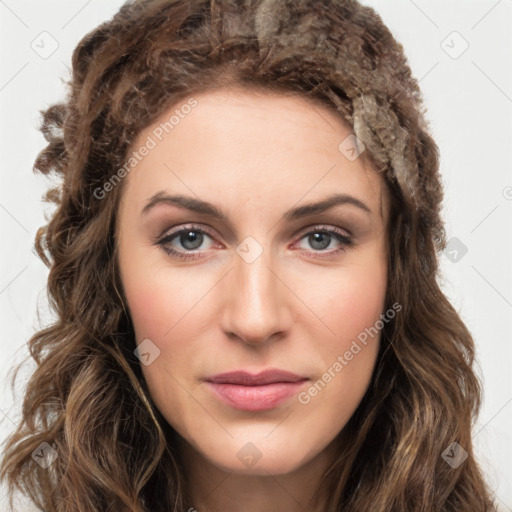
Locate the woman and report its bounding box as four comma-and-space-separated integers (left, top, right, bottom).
0, 0, 496, 510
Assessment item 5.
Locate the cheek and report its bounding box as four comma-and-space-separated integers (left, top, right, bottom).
297, 254, 387, 405
121, 270, 205, 421
120, 248, 205, 342
120, 258, 214, 390
303, 254, 387, 350
123, 282, 172, 341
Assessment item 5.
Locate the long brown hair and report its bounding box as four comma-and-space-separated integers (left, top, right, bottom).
1, 0, 496, 510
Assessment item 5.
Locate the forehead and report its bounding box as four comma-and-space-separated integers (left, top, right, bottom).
121, 87, 389, 220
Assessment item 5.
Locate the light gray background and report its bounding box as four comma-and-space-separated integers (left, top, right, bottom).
1, 1, 511, 510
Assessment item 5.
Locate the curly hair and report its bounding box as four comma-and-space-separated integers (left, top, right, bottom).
0, 0, 496, 510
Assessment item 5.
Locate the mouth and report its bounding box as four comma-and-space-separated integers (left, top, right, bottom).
204, 370, 309, 411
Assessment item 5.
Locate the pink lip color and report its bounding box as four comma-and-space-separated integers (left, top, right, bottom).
204, 370, 309, 411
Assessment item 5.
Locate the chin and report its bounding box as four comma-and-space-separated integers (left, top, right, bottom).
185, 426, 325, 477
212, 449, 310, 476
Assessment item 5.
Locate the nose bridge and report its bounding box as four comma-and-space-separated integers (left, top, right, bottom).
220, 241, 291, 344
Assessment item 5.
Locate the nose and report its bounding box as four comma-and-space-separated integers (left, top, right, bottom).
219, 247, 293, 346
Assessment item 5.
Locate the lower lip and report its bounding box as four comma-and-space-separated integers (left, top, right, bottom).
206, 381, 308, 411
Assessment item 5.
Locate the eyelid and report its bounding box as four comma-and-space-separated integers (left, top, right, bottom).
292, 222, 353, 239
155, 223, 218, 244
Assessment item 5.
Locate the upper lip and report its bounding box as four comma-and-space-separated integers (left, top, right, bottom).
205, 370, 308, 386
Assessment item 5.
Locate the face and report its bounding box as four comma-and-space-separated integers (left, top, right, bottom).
117, 88, 389, 476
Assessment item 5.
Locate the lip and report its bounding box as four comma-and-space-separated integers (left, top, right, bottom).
206, 369, 307, 386
204, 370, 309, 411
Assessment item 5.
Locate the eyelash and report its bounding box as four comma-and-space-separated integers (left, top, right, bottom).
155, 223, 354, 261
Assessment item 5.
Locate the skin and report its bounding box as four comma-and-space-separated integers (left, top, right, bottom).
117, 88, 390, 511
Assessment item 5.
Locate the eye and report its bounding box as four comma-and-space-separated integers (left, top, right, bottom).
156, 224, 218, 261
293, 226, 354, 259
155, 224, 354, 261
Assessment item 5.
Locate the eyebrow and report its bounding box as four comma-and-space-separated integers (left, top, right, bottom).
141, 191, 372, 222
